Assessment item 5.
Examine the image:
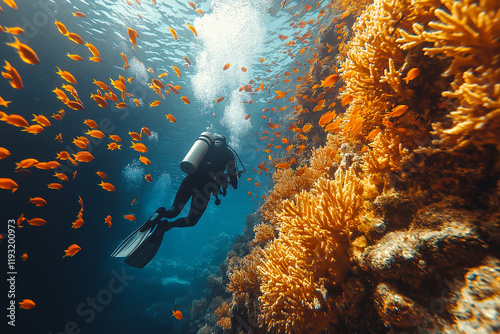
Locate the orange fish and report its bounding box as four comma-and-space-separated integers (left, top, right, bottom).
72, 218, 84, 229
67, 53, 83, 61
0, 96, 11, 107
128, 28, 139, 49
321, 73, 339, 87
150, 100, 161, 107
91, 94, 108, 108
139, 156, 151, 165
67, 32, 84, 45
172, 310, 183, 321
195, 8, 203, 15
124, 214, 136, 221
27, 217, 46, 226
84, 119, 98, 129
63, 244, 81, 258
180, 96, 190, 104
145, 174, 152, 182
85, 42, 100, 57
341, 95, 353, 107
403, 68, 420, 84
166, 114, 176, 123
215, 96, 224, 103
274, 90, 287, 99
15, 158, 38, 169
130, 142, 148, 153
96, 171, 108, 179
183, 56, 191, 65
0, 147, 10, 159
223, 63, 231, 70
22, 124, 44, 135
99, 181, 116, 191
104, 215, 112, 228
109, 134, 122, 142
169, 27, 177, 40
86, 129, 105, 138
158, 72, 167, 78
21, 253, 28, 261
388, 105, 408, 117
188, 1, 196, 9
54, 172, 68, 181
131, 199, 136, 205
133, 98, 140, 106
56, 67, 76, 84
186, 23, 197, 37
141, 127, 151, 136
0, 178, 18, 192
29, 197, 47, 207
73, 11, 86, 17
172, 65, 181, 77
89, 56, 102, 62
6, 37, 39, 64
116, 102, 128, 108
4, 26, 24, 34
107, 143, 121, 150
48, 183, 63, 190
2, 61, 23, 89
129, 131, 142, 141
19, 299, 36, 310
73, 151, 94, 162
54, 20, 69, 35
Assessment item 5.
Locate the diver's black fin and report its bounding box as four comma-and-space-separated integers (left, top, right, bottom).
124, 226, 164, 268
110, 209, 163, 259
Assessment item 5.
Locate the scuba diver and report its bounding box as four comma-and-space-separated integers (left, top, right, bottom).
111, 132, 244, 268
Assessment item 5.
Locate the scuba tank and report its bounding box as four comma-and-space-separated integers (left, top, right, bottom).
180, 132, 214, 174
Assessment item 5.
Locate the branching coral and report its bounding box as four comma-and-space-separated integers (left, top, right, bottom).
397, 0, 500, 150
251, 223, 276, 246
226, 247, 264, 296
258, 167, 364, 333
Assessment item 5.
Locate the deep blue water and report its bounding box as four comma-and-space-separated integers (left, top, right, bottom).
0, 0, 327, 333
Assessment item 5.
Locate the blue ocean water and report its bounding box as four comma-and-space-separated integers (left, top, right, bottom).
0, 0, 326, 333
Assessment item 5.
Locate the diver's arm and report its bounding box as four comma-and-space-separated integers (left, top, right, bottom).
226, 157, 238, 189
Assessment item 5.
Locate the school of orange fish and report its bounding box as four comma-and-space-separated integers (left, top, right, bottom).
0, 0, 419, 312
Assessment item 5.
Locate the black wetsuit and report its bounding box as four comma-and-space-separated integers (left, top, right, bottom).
159, 139, 238, 228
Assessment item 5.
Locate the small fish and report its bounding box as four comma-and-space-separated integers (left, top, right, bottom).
73, 11, 85, 17
99, 181, 116, 191
54, 172, 68, 181
0, 178, 18, 192
63, 244, 81, 258
124, 214, 136, 221
104, 215, 112, 228
21, 253, 28, 261
72, 218, 84, 229
67, 32, 84, 45
188, 1, 196, 9
166, 114, 176, 122
186, 23, 197, 37
109, 134, 122, 142
141, 127, 151, 136
54, 20, 69, 35
29, 197, 47, 207
85, 42, 100, 57
130, 142, 148, 153
73, 151, 94, 162
4, 26, 24, 35
56, 67, 76, 84
180, 96, 190, 104
107, 143, 121, 150
172, 310, 183, 321
320, 73, 339, 87
0, 96, 11, 107
215, 96, 224, 103
150, 100, 161, 107
128, 28, 139, 49
19, 299, 36, 310
67, 53, 83, 61
223, 63, 231, 70
403, 68, 420, 84
139, 156, 151, 165
2, 61, 23, 89
388, 104, 408, 117
145, 174, 152, 182
172, 65, 181, 77
86, 129, 105, 138
169, 27, 177, 40
84, 119, 98, 129
0, 147, 10, 159
48, 183, 63, 190
27, 217, 46, 226
96, 171, 108, 179
6, 37, 39, 64
195, 8, 203, 15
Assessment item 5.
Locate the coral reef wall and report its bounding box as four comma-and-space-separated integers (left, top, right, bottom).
199, 0, 499, 333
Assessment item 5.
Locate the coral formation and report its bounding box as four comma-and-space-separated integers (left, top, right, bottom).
202, 0, 500, 333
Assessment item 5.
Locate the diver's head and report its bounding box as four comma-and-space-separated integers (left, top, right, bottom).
214, 133, 227, 145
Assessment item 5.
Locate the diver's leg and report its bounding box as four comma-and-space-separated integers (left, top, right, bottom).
161, 174, 195, 219
166, 179, 213, 228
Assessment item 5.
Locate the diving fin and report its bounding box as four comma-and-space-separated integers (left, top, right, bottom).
110, 208, 164, 259
124, 225, 164, 268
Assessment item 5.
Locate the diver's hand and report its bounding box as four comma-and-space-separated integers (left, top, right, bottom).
155, 207, 167, 219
